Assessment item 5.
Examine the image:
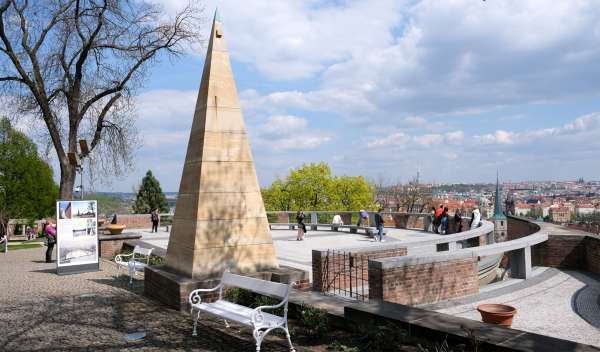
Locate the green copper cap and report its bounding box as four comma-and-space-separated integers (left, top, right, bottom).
214, 8, 221, 22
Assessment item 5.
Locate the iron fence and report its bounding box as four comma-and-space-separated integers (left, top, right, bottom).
321, 249, 369, 302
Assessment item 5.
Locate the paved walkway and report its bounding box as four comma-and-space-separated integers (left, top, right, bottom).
125, 226, 441, 280
428, 268, 600, 347
0, 248, 314, 351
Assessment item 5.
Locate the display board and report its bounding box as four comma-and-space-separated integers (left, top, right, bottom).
56, 200, 99, 275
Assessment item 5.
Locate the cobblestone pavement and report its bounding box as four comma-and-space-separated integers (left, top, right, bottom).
0, 248, 309, 352
434, 269, 600, 347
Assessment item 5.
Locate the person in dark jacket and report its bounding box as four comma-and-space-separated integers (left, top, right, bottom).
151, 208, 159, 233
296, 211, 306, 241
454, 209, 463, 233
374, 209, 386, 242
440, 207, 449, 235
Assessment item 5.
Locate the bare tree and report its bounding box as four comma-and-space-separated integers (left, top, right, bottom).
0, 0, 203, 199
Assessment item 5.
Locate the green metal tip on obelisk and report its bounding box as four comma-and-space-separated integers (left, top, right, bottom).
214, 8, 221, 22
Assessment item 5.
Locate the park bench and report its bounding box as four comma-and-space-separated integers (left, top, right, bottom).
114, 245, 153, 284
189, 272, 295, 352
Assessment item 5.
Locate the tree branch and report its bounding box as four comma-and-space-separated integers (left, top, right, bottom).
89, 92, 121, 151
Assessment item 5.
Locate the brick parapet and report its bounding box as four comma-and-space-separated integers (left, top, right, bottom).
312, 247, 407, 292
368, 256, 478, 306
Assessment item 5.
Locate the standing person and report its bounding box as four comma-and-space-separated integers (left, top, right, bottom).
357, 209, 369, 227
374, 209, 386, 242
440, 207, 449, 235
332, 214, 343, 231
151, 208, 159, 233
454, 209, 463, 233
434, 205, 444, 233
426, 207, 436, 232
44, 220, 57, 263
111, 213, 118, 224
25, 225, 32, 240
469, 208, 481, 230
296, 211, 306, 241
0, 231, 6, 253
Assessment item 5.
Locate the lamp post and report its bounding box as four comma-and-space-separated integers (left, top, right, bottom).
67, 140, 90, 200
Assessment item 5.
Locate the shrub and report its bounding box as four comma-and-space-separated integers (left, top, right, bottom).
297, 303, 328, 339
359, 322, 408, 351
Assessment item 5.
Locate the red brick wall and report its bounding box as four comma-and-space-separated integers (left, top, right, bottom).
532, 235, 587, 268
585, 236, 600, 274
368, 257, 478, 306
115, 214, 155, 229
507, 216, 540, 240
312, 247, 407, 292
99, 239, 124, 259
369, 258, 479, 305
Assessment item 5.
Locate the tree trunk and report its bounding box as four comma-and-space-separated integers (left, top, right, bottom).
59, 161, 76, 200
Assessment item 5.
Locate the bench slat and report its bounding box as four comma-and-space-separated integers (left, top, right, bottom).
221, 272, 289, 299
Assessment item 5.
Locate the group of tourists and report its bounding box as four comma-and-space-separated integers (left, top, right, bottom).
295, 209, 387, 242
429, 205, 482, 234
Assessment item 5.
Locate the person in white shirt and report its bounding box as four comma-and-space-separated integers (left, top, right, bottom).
332, 214, 343, 231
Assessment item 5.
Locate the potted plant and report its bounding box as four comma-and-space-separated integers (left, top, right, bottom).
477, 304, 517, 327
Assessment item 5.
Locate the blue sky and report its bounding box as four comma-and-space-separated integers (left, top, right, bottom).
94, 0, 600, 191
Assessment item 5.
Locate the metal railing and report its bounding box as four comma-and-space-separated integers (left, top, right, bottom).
321, 249, 369, 302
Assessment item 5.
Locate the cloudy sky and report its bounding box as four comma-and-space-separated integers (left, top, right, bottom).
102, 0, 600, 191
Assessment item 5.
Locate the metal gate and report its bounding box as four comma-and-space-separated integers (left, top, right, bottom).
320, 249, 369, 302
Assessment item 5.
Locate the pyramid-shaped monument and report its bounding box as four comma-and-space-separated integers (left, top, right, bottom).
166, 12, 279, 279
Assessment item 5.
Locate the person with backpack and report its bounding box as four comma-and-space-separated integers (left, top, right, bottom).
151, 208, 159, 233
374, 209, 386, 242
296, 211, 307, 241
44, 220, 57, 263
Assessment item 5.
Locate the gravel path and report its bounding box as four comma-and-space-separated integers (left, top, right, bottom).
0, 248, 307, 352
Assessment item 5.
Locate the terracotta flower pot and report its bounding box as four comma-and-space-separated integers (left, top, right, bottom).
105, 224, 126, 235
477, 304, 517, 327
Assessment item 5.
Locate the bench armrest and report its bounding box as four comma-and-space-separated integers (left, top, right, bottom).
252, 298, 287, 326
189, 284, 223, 306
115, 252, 133, 264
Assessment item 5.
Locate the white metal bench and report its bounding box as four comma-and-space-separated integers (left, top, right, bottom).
115, 245, 153, 284
189, 272, 295, 352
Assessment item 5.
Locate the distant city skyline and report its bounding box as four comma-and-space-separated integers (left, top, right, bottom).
9, 0, 600, 192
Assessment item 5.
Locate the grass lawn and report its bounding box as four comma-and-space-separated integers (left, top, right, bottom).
5, 243, 44, 250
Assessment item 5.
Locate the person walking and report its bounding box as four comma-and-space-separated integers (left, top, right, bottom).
374, 209, 386, 242
440, 207, 449, 235
296, 211, 307, 241
469, 208, 481, 230
151, 208, 159, 233
44, 220, 57, 263
454, 209, 463, 233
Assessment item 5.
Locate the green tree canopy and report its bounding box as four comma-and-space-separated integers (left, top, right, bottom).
133, 170, 169, 214
0, 118, 58, 234
261, 162, 376, 211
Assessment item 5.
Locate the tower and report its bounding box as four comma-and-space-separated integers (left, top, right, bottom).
492, 172, 507, 243
164, 11, 279, 279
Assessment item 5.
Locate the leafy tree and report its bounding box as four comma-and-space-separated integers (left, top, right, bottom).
0, 118, 58, 236
261, 162, 376, 211
0, 1, 203, 199
132, 170, 168, 214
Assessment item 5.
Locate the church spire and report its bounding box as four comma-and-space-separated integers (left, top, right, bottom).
493, 171, 506, 220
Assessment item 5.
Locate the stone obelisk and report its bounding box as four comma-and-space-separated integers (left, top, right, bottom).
165, 12, 279, 279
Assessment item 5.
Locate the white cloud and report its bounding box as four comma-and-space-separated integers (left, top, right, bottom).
252, 115, 331, 151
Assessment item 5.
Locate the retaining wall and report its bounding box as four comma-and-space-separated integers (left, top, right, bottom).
368, 253, 479, 306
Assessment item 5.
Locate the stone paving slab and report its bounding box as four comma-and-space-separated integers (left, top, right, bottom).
433, 269, 600, 347
0, 248, 313, 351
